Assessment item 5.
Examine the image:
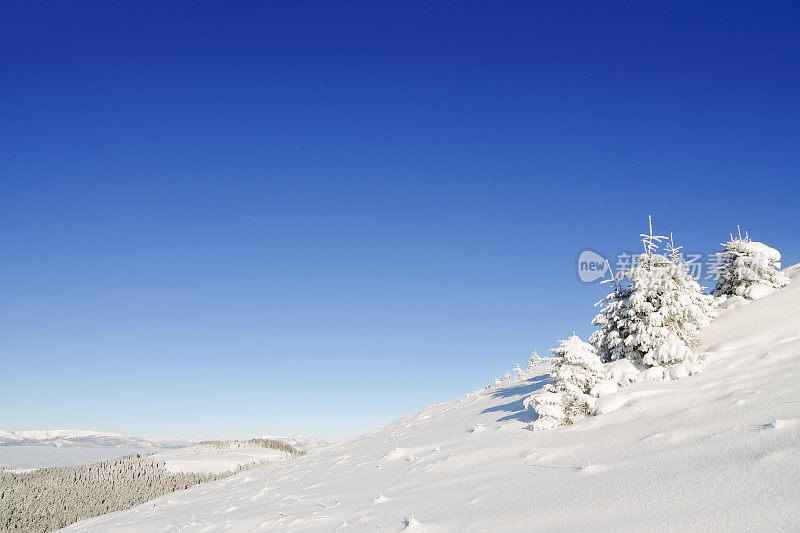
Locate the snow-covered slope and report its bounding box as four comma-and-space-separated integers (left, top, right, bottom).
0, 429, 190, 449
64, 267, 800, 532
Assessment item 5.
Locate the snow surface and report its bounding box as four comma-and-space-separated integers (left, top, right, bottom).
64, 266, 800, 532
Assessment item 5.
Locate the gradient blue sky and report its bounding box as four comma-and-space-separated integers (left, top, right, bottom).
2, 1, 798, 442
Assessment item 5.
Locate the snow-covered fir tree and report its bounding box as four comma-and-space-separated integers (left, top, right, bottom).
550, 335, 607, 397
711, 227, 790, 300
513, 363, 525, 376
589, 264, 631, 362
658, 233, 717, 352
526, 335, 605, 430
643, 332, 694, 367
526, 350, 542, 373
591, 218, 715, 365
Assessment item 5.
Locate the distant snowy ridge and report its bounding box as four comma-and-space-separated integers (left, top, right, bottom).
0, 428, 328, 452
254, 434, 329, 451
152, 446, 293, 475
0, 430, 190, 449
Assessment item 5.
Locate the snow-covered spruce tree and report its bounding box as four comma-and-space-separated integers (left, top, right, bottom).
589, 262, 631, 362
526, 335, 605, 430
711, 227, 790, 300
590, 219, 715, 365
526, 350, 542, 373
590, 219, 671, 362
644, 332, 692, 367
658, 233, 717, 352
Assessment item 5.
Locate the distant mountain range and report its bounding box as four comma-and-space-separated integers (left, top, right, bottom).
0, 429, 190, 449
0, 429, 329, 451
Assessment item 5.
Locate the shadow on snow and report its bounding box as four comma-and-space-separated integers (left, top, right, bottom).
481, 374, 550, 424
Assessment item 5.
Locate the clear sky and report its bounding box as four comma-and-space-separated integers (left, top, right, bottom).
1, 1, 798, 442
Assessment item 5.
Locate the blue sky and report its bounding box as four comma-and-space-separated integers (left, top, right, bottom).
1, 1, 798, 442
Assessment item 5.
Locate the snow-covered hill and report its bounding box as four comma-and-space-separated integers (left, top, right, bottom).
64, 266, 800, 532
0, 430, 190, 449
151, 446, 294, 475
255, 434, 329, 452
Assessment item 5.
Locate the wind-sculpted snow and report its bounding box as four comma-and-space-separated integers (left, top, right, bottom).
64, 266, 800, 532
